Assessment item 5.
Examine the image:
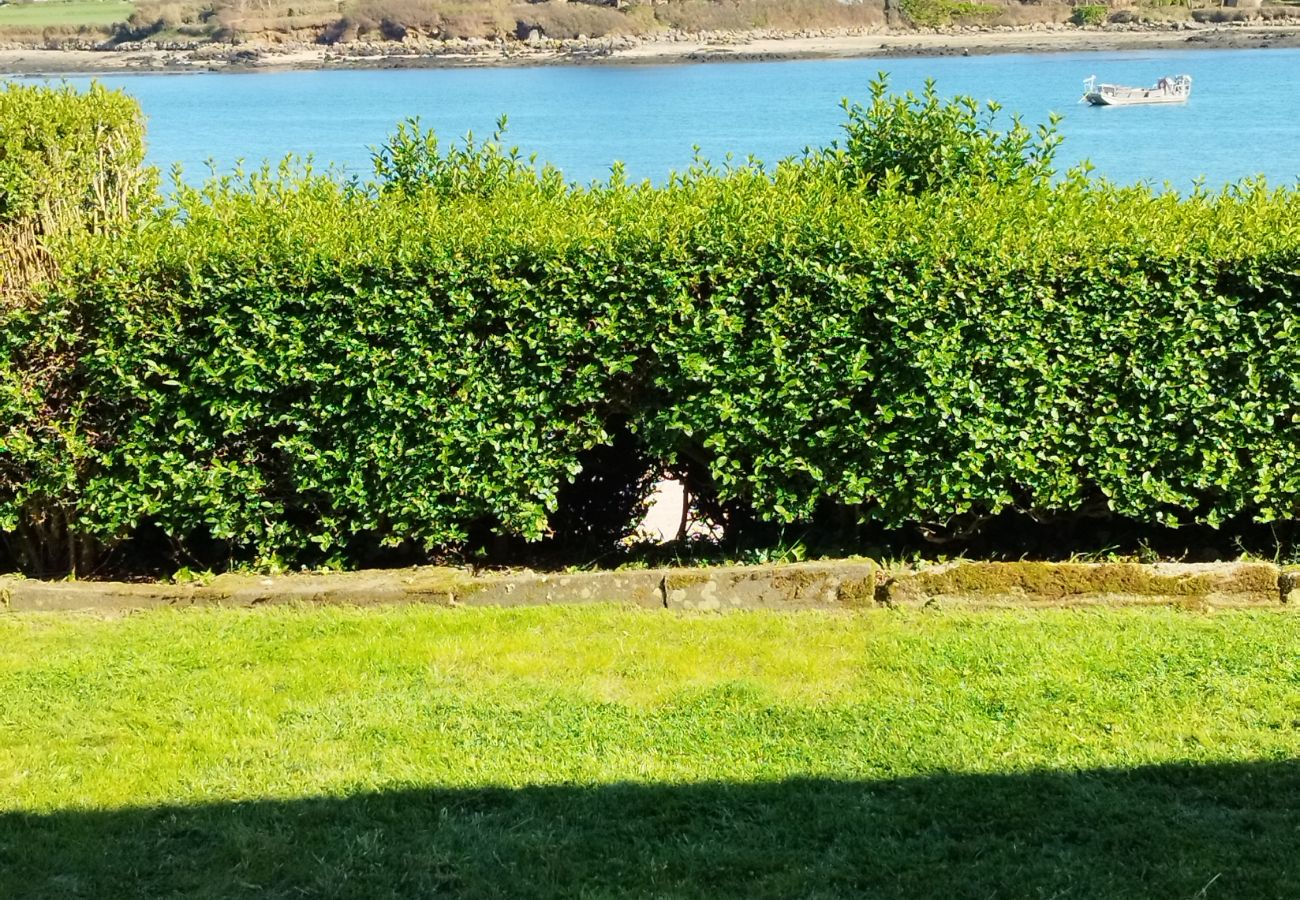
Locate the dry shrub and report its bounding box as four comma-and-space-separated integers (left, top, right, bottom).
987, 2, 1072, 25
653, 0, 744, 31
0, 221, 57, 301
656, 0, 883, 32
324, 0, 514, 39
352, 0, 447, 31
1191, 6, 1248, 20
752, 0, 885, 29
619, 2, 659, 30
0, 23, 112, 42
1123, 4, 1192, 22
112, 0, 211, 39
215, 0, 333, 16
213, 0, 345, 36
1257, 4, 1300, 19
309, 0, 888, 43
152, 1, 202, 26
31, 23, 115, 44
1105, 5, 1190, 24
435, 2, 514, 37
511, 1, 635, 37
242, 11, 339, 28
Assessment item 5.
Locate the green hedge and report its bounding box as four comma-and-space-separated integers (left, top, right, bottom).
6, 81, 1300, 574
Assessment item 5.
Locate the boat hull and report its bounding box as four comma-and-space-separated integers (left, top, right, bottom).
1084, 91, 1188, 107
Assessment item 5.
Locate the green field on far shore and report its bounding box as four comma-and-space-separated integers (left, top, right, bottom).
2, 604, 1298, 898
0, 0, 132, 27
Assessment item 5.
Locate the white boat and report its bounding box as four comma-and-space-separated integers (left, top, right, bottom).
1082, 74, 1192, 106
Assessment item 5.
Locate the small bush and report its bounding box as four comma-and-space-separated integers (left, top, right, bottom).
949, 1, 1000, 23
1070, 3, 1107, 25
898, 0, 949, 25
900, 0, 1000, 25
812, 75, 1061, 193
371, 115, 564, 197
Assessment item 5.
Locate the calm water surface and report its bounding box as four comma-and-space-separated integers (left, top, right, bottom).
44, 47, 1300, 188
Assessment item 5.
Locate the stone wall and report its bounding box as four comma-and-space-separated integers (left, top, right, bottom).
4, 559, 1297, 613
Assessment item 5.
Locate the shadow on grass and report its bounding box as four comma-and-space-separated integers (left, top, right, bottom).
3, 760, 1298, 899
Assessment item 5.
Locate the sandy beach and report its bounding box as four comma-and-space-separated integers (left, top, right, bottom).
2, 22, 1299, 75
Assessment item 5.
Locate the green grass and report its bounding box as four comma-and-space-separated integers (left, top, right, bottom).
0, 0, 132, 28
2, 605, 1299, 898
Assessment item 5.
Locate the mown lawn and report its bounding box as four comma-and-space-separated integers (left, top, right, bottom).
0, 0, 132, 27
1, 604, 1298, 899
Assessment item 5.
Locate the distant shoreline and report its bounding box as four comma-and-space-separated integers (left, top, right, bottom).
3, 22, 1300, 76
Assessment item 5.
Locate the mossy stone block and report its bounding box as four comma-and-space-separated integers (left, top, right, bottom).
885, 561, 1281, 608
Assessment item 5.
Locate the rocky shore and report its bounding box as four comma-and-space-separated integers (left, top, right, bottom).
2, 20, 1300, 75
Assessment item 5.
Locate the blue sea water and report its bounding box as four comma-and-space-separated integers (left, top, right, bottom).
35, 46, 1300, 188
